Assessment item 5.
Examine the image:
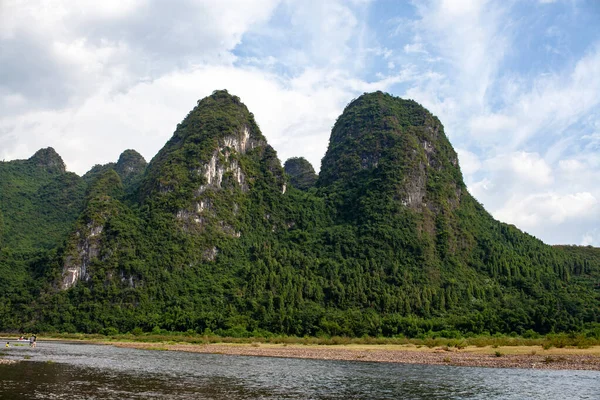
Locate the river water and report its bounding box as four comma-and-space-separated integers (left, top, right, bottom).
0, 341, 598, 399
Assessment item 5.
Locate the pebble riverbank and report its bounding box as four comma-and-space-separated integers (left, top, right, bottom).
111, 342, 600, 371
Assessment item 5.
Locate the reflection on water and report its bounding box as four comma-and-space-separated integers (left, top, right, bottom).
0, 341, 598, 399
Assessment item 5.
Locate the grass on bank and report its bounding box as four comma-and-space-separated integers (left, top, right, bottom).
6, 330, 600, 351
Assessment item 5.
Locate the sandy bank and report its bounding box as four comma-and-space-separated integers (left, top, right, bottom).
109, 342, 600, 371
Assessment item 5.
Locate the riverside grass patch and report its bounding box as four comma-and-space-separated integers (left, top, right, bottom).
34, 331, 600, 350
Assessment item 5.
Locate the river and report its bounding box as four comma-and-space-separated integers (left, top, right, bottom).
0, 341, 598, 399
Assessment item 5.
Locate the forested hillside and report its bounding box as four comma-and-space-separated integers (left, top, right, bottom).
0, 90, 599, 338
284, 157, 318, 191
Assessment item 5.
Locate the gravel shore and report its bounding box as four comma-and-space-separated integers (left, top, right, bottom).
111, 342, 600, 371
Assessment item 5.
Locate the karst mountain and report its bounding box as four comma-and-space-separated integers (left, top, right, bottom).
0, 90, 598, 337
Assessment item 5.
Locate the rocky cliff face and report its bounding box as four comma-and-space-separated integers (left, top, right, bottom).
60, 91, 291, 288
61, 221, 103, 289
61, 170, 125, 289
196, 125, 256, 195
141, 90, 286, 237
173, 124, 262, 237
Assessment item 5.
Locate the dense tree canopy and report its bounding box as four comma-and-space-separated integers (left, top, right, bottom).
284, 157, 318, 191
0, 90, 599, 338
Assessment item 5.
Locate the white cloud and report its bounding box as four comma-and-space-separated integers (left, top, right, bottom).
468, 178, 494, 201
0, 0, 402, 175
404, 42, 427, 54
494, 192, 598, 229
408, 0, 509, 118
393, 1, 600, 245
407, 10, 600, 153
0, 62, 408, 174
468, 113, 518, 139
582, 132, 600, 150
456, 148, 481, 176
486, 151, 553, 187
582, 229, 600, 247
1, 0, 600, 247
558, 159, 585, 173
0, 0, 283, 113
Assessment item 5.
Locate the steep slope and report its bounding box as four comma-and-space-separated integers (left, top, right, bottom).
0, 148, 87, 330
284, 157, 318, 191
61, 169, 126, 289
114, 149, 147, 187
0, 148, 86, 251
319, 92, 462, 221
2, 91, 599, 338
83, 163, 116, 184
139, 90, 286, 252
141, 90, 285, 203
83, 149, 147, 194
554, 245, 600, 290
312, 92, 600, 334
316, 92, 470, 276
29, 147, 67, 174
36, 90, 297, 333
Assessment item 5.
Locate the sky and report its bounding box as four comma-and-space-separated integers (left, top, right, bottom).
1, 0, 599, 246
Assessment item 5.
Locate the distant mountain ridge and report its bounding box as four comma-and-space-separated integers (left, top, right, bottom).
284, 157, 318, 191
0, 90, 598, 337
0, 148, 85, 251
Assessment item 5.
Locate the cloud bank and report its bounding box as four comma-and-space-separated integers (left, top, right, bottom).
1, 0, 599, 246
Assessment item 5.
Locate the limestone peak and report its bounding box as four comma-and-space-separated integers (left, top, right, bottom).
29, 147, 66, 174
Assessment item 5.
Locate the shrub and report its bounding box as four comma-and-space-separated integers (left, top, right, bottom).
101, 327, 119, 336
131, 327, 143, 336
522, 329, 539, 339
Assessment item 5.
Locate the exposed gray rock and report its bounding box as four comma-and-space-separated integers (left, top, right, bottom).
197, 126, 256, 194
61, 222, 103, 289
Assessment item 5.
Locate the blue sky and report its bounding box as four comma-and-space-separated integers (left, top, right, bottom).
1, 0, 599, 246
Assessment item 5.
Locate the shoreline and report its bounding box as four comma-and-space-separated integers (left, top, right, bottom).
107, 342, 600, 371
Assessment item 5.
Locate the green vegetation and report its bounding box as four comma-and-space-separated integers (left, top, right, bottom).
0, 90, 599, 339
23, 331, 600, 350
83, 149, 146, 197
0, 149, 87, 331
0, 149, 86, 251
284, 157, 318, 191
